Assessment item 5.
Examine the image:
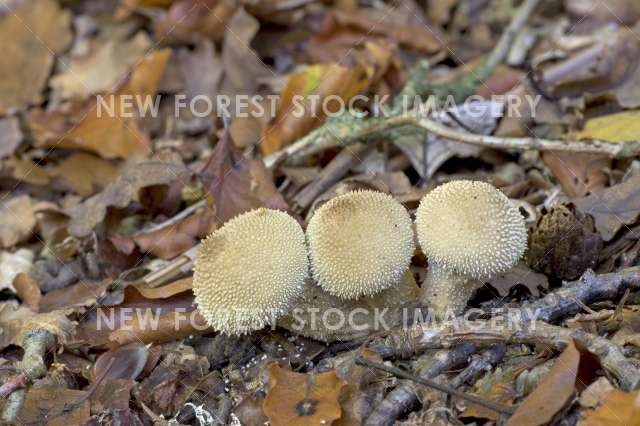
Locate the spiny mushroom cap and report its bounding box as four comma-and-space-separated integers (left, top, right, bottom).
415, 180, 527, 279
306, 190, 414, 299
193, 208, 308, 335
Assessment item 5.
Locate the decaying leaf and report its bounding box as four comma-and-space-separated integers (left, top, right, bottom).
18, 386, 90, 426
485, 261, 549, 297
505, 340, 600, 426
66, 152, 190, 237
0, 195, 35, 249
199, 130, 289, 224
0, 0, 71, 113
542, 151, 609, 198
578, 389, 640, 426
133, 208, 214, 259
574, 173, 640, 241
394, 101, 502, 179
29, 49, 171, 159
49, 31, 151, 100
0, 116, 23, 158
264, 364, 347, 426
308, 9, 442, 62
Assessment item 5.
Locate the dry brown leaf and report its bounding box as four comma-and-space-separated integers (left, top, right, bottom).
264, 364, 347, 426
0, 0, 71, 113
199, 130, 289, 224
505, 340, 600, 426
219, 7, 271, 99
485, 261, 549, 297
308, 10, 441, 63
0, 116, 23, 158
132, 209, 214, 259
66, 152, 190, 237
0, 195, 35, 248
47, 153, 122, 196
13, 272, 42, 313
49, 31, 151, 100
152, 0, 236, 44
29, 49, 171, 159
578, 389, 640, 426
574, 173, 640, 241
542, 151, 609, 198
18, 386, 90, 426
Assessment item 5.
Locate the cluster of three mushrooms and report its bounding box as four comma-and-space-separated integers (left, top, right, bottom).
193, 190, 418, 341
193, 181, 527, 340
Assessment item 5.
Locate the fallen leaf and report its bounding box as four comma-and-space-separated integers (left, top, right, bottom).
395, 101, 502, 179
486, 261, 549, 297
0, 249, 34, 292
137, 343, 210, 416
94, 342, 148, 381
505, 340, 600, 426
29, 49, 171, 159
571, 110, 640, 143
0, 116, 23, 158
18, 386, 90, 426
308, 9, 441, 63
66, 152, 190, 237
152, 0, 236, 44
47, 153, 122, 196
13, 272, 42, 312
542, 151, 609, 198
0, 0, 71, 113
574, 173, 640, 241
219, 7, 271, 101
49, 31, 151, 100
578, 389, 640, 426
0, 195, 35, 248
264, 363, 347, 426
132, 209, 214, 259
199, 130, 289, 224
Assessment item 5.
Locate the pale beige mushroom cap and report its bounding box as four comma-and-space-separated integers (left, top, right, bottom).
306, 190, 414, 299
415, 180, 527, 279
193, 208, 308, 335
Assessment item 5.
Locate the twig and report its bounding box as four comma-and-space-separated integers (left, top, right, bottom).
513, 267, 640, 323
0, 373, 27, 398
449, 343, 506, 388
292, 143, 371, 212
370, 319, 640, 391
364, 342, 478, 426
357, 355, 515, 417
263, 0, 542, 169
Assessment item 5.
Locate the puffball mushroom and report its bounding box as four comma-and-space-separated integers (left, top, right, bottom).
415, 180, 527, 317
306, 190, 415, 299
193, 208, 308, 335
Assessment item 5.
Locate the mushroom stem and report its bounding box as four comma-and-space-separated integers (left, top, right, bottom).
420, 264, 480, 318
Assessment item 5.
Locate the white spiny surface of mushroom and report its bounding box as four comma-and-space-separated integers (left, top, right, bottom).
306, 190, 414, 299
193, 208, 308, 335
415, 180, 527, 279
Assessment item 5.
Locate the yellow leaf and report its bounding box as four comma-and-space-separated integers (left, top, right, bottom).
571, 110, 640, 142
578, 389, 640, 426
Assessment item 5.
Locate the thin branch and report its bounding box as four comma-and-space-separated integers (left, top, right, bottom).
357, 353, 515, 417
